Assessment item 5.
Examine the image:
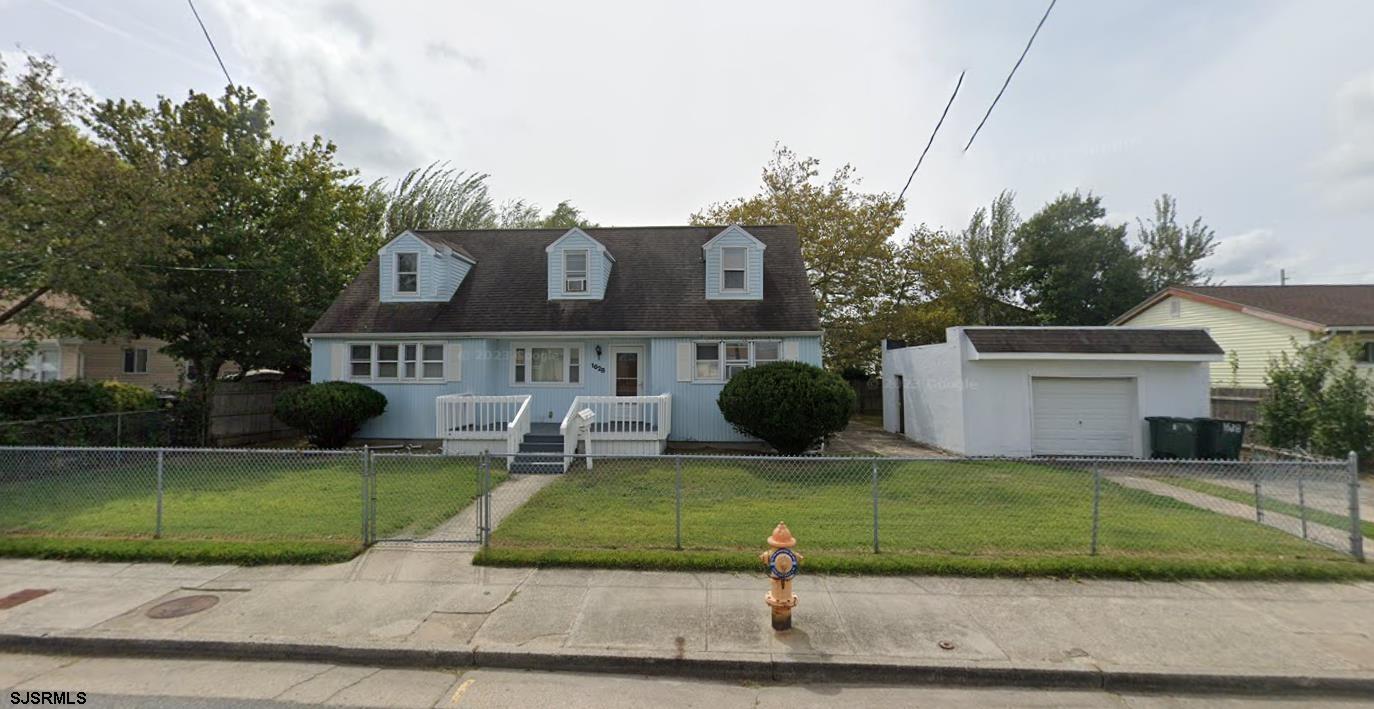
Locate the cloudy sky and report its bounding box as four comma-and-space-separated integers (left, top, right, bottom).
5, 0, 1373, 284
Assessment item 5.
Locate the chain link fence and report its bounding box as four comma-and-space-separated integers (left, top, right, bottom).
488, 452, 1365, 563
1, 445, 1364, 566
0, 410, 181, 448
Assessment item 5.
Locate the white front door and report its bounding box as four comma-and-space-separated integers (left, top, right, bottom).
1030, 377, 1136, 457
610, 347, 644, 422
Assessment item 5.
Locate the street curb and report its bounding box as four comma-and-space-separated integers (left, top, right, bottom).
3, 633, 1372, 697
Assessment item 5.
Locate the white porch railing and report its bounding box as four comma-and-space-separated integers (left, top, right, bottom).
436, 394, 532, 441
559, 393, 672, 460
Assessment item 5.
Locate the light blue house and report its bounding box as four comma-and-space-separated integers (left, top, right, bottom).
307, 225, 823, 468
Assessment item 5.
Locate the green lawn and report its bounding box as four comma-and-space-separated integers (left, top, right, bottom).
1159, 475, 1373, 540
0, 450, 495, 564
480, 457, 1373, 580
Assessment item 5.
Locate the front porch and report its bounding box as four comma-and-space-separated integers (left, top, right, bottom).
436, 392, 672, 472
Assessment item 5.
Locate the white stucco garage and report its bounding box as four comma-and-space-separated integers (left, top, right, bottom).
880, 327, 1223, 458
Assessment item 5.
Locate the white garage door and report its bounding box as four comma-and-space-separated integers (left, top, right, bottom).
1031, 377, 1135, 457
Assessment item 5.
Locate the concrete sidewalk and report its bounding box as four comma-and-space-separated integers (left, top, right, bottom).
2, 550, 1374, 694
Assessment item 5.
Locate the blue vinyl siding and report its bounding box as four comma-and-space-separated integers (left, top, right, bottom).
546, 229, 610, 301
703, 227, 764, 301
647, 336, 822, 441
309, 334, 822, 442
378, 232, 470, 303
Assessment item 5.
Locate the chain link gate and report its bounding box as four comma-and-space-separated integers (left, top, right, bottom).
363, 449, 493, 545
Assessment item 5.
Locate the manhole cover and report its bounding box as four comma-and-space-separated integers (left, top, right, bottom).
146, 594, 219, 619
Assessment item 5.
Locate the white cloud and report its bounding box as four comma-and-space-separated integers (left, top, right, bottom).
1315, 69, 1374, 211
1202, 228, 1305, 285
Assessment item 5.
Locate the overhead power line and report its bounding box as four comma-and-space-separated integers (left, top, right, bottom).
964, 0, 1056, 152
896, 71, 965, 205
186, 0, 234, 88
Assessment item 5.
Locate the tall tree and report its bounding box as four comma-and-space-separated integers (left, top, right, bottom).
370, 162, 496, 237
0, 54, 183, 341
1136, 193, 1216, 292
691, 145, 903, 371
959, 189, 1021, 324
871, 225, 980, 352
1012, 191, 1149, 325
496, 198, 598, 229
91, 87, 379, 420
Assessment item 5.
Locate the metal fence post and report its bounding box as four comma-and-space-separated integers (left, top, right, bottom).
871, 460, 880, 554
154, 449, 164, 539
1253, 470, 1264, 524
674, 455, 683, 550
481, 452, 492, 547
116, 411, 123, 449
1297, 473, 1309, 540
1348, 451, 1364, 561
360, 446, 370, 546
1090, 467, 1101, 556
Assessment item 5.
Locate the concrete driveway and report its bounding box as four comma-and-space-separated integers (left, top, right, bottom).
828, 419, 945, 457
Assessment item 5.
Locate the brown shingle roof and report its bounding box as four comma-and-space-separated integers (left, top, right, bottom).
308, 225, 822, 334
963, 327, 1223, 355
1168, 285, 1374, 328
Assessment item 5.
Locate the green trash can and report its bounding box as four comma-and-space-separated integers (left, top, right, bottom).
1145, 416, 1199, 459
1195, 418, 1247, 460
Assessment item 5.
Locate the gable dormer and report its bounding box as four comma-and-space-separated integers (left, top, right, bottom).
703, 225, 765, 300
378, 230, 475, 303
546, 227, 614, 301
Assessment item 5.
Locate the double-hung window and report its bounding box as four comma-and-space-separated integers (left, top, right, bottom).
724, 341, 750, 380
350, 343, 445, 380
721, 246, 747, 291
122, 347, 149, 374
693, 340, 785, 382
695, 342, 721, 380
564, 250, 588, 294
512, 344, 582, 385
395, 252, 419, 294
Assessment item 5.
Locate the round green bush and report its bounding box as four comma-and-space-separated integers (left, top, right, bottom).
717, 361, 856, 454
274, 382, 387, 449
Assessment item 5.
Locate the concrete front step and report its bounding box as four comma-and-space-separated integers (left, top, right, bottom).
523, 434, 564, 445
518, 442, 562, 453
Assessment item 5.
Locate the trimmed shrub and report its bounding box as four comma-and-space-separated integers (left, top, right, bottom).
0, 380, 117, 422
102, 381, 159, 412
717, 361, 856, 454
274, 381, 387, 449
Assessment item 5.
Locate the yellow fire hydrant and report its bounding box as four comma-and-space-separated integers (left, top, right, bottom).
761, 521, 801, 631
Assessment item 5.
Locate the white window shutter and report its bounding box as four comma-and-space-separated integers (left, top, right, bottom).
676, 342, 692, 382
330, 342, 346, 381
446, 343, 462, 381
782, 340, 800, 361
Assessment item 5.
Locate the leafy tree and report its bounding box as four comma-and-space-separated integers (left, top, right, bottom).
691, 145, 903, 371
1012, 191, 1149, 325
1261, 339, 1373, 459
496, 198, 597, 229
717, 361, 855, 454
960, 190, 1021, 324
369, 162, 496, 237
91, 86, 380, 436
1137, 193, 1216, 292
0, 54, 184, 342
869, 225, 980, 355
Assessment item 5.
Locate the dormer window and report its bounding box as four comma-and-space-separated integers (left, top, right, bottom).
564, 250, 588, 294
721, 246, 747, 291
395, 252, 419, 294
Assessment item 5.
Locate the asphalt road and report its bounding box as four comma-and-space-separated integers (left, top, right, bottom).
4, 653, 1370, 708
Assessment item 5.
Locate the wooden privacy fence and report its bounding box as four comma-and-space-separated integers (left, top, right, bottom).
210, 380, 303, 446
1211, 387, 1265, 442
847, 378, 884, 415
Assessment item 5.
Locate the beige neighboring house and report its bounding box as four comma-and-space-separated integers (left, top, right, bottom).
0, 304, 185, 390
1112, 285, 1374, 388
